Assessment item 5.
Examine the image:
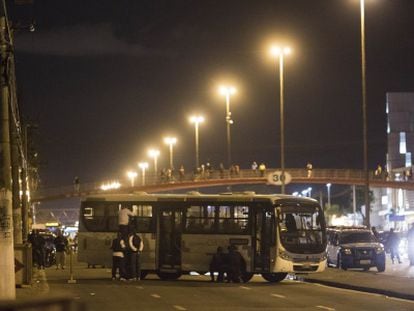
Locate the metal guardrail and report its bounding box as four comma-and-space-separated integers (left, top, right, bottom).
31, 168, 414, 202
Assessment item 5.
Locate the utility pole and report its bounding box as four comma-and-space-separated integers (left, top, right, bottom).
0, 10, 16, 299
11, 113, 22, 244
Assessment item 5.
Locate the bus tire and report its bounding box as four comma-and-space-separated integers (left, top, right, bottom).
241, 272, 254, 283
157, 271, 182, 280
376, 263, 385, 272
261, 273, 287, 283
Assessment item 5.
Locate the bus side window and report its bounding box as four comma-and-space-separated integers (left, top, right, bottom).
82, 204, 106, 232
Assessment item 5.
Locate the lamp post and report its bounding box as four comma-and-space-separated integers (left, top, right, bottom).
359, 0, 370, 228
270, 45, 291, 194
326, 183, 332, 210
126, 171, 137, 187
219, 85, 237, 167
148, 149, 160, 174
164, 137, 177, 170
189, 115, 204, 170
138, 162, 148, 186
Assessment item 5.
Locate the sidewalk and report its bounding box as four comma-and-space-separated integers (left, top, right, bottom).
302, 256, 414, 300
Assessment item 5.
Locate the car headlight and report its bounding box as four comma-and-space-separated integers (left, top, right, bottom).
342, 248, 352, 255
376, 246, 385, 254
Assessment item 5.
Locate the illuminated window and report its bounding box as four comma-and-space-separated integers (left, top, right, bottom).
381, 195, 388, 205
387, 121, 390, 134
386, 102, 389, 114
399, 132, 406, 154
406, 152, 412, 167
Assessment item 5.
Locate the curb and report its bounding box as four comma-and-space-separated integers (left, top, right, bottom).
300, 277, 414, 301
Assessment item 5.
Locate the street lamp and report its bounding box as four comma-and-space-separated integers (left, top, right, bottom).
359, 0, 370, 227
126, 171, 137, 187
147, 149, 160, 174
219, 85, 237, 167
164, 137, 177, 170
326, 183, 332, 210
138, 162, 149, 186
270, 45, 291, 194
189, 115, 204, 169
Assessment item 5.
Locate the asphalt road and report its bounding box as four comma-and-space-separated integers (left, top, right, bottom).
30, 273, 414, 311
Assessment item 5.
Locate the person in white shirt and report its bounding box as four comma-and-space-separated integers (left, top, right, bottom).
118, 206, 135, 238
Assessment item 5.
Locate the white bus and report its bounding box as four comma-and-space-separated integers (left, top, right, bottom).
78, 192, 327, 282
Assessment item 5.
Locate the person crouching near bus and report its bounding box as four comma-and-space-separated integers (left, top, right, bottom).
209, 246, 226, 282
127, 228, 144, 281
111, 232, 127, 281
227, 245, 246, 283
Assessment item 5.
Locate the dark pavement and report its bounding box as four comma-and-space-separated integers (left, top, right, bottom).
14, 257, 414, 311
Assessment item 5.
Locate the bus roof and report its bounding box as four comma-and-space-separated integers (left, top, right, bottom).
81, 192, 319, 205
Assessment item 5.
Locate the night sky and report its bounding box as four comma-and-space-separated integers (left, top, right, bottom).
11, 0, 414, 188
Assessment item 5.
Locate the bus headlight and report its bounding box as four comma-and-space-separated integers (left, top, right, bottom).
279, 250, 291, 260
342, 248, 352, 255
375, 246, 385, 254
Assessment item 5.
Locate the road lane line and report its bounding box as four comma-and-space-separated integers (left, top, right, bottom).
135, 286, 144, 289
271, 294, 286, 299
316, 306, 335, 311
151, 294, 161, 299
239, 286, 251, 290
173, 305, 187, 310
386, 296, 414, 304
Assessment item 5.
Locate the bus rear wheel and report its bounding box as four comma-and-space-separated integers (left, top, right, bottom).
157, 271, 182, 281
261, 273, 287, 283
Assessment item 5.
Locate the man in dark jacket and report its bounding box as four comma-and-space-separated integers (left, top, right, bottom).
227, 245, 246, 283
28, 230, 45, 269
127, 229, 144, 281
111, 232, 127, 280
388, 228, 402, 264
54, 230, 68, 269
209, 246, 226, 282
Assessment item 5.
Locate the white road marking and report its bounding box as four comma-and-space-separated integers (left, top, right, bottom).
386, 296, 414, 304
135, 286, 144, 289
151, 294, 161, 299
316, 306, 335, 311
173, 305, 187, 310
240, 286, 251, 290
271, 293, 286, 299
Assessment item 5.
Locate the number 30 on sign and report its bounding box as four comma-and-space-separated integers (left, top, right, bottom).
267, 171, 292, 186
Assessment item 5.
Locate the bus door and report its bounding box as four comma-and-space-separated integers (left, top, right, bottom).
157, 207, 183, 271
253, 207, 274, 272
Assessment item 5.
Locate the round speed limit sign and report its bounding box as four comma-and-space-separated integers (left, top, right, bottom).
267, 171, 292, 186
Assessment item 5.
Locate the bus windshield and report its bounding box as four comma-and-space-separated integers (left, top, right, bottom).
277, 204, 326, 254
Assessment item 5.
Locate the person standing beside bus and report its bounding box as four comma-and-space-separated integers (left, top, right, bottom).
54, 229, 69, 269
209, 246, 226, 282
111, 232, 127, 281
127, 229, 144, 281
118, 205, 135, 239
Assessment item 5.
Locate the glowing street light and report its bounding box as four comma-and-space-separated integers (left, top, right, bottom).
219, 85, 237, 167
126, 171, 137, 187
147, 149, 160, 174
164, 137, 177, 170
189, 115, 204, 169
138, 162, 149, 185
269, 44, 292, 194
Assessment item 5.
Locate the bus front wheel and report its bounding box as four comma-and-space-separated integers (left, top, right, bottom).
261, 273, 287, 283
241, 272, 254, 283
157, 271, 182, 281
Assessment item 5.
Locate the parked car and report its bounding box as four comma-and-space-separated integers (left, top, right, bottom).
326, 227, 385, 272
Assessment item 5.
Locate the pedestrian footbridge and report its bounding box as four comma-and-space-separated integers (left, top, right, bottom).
32, 168, 414, 202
